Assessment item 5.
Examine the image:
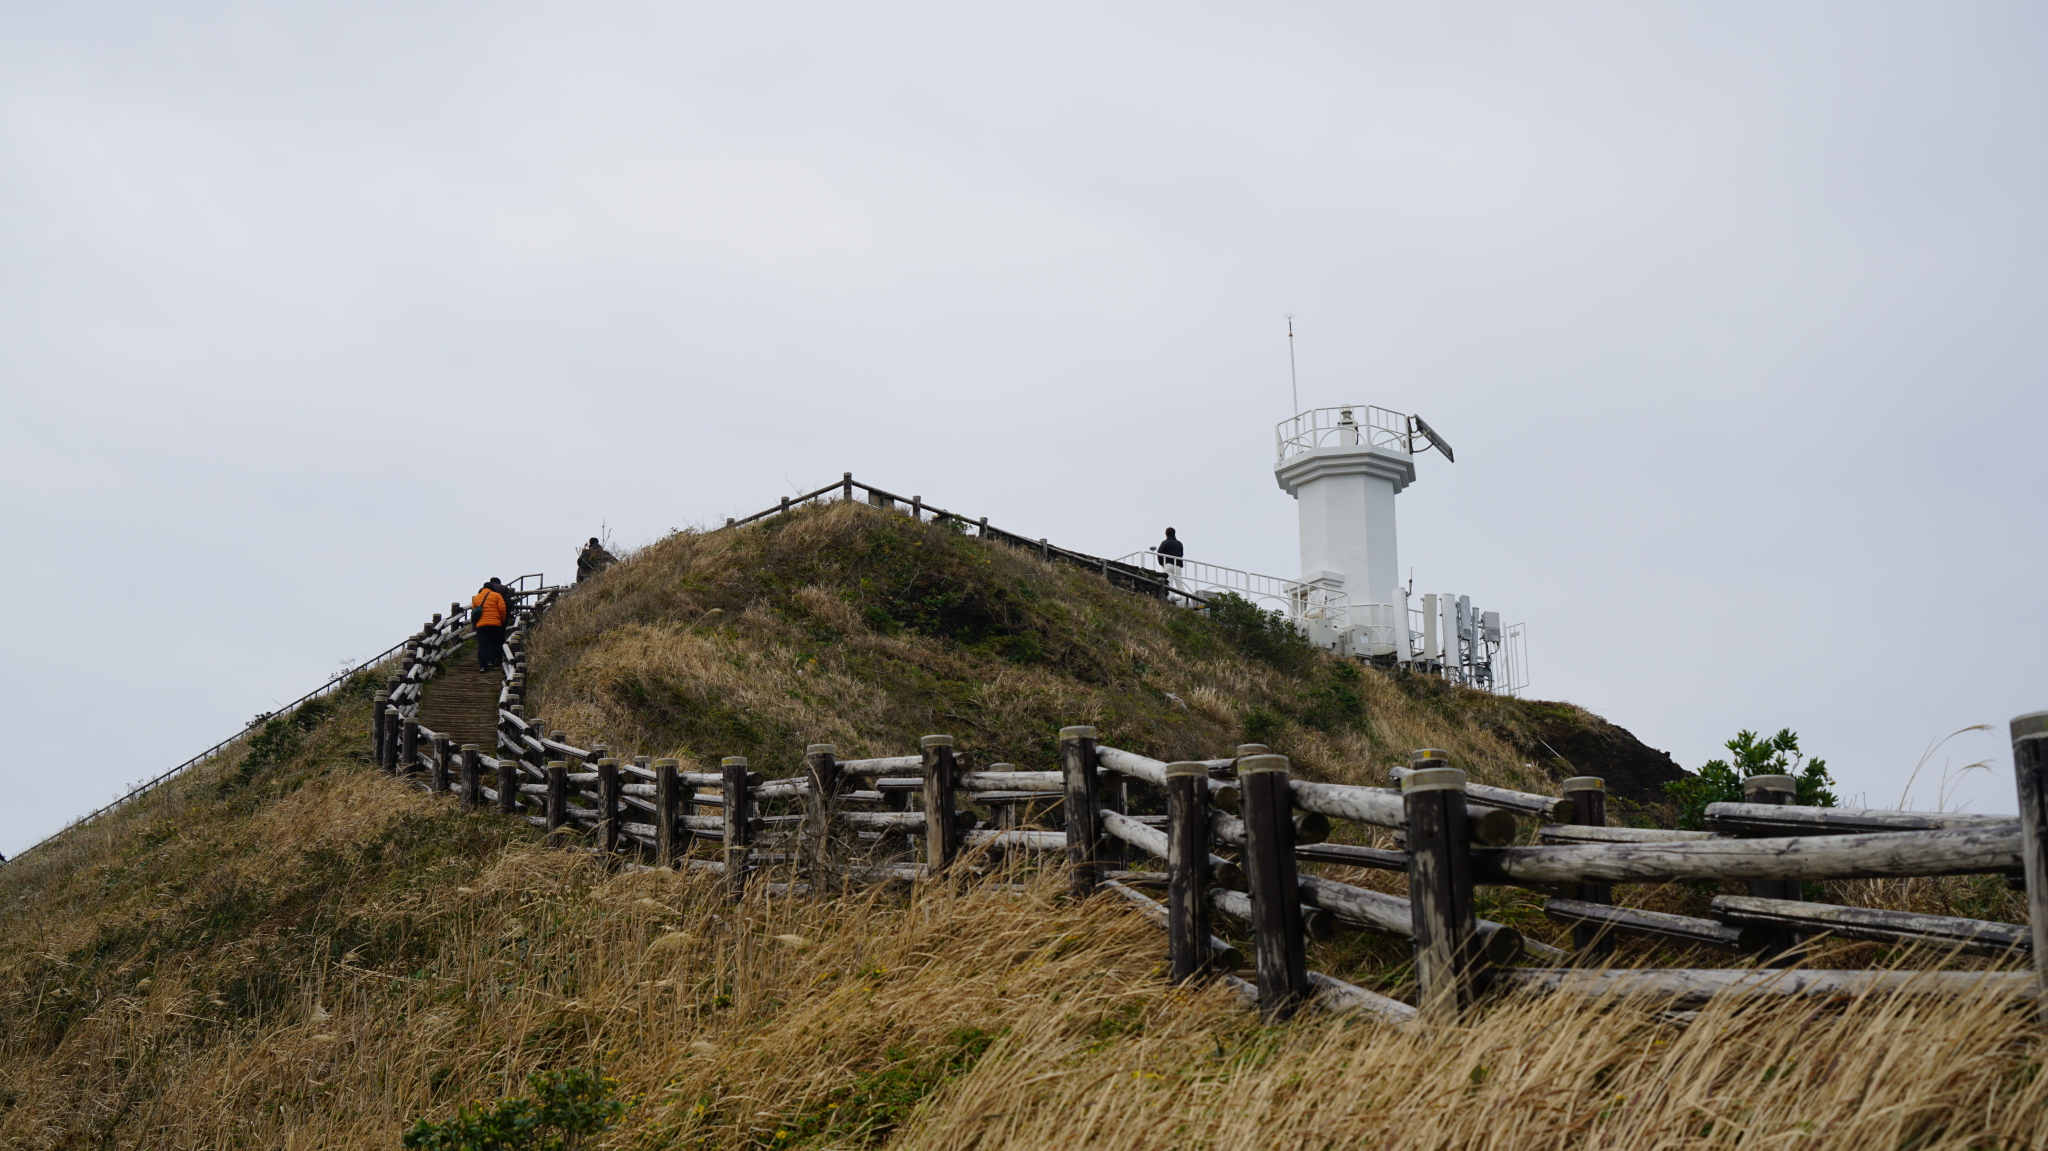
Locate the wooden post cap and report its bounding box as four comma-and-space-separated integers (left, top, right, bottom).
653, 758, 679, 767
721, 756, 748, 767
1401, 767, 1467, 793
1237, 754, 1290, 776
2012, 711, 2048, 740
806, 743, 837, 756
987, 762, 1014, 770
1409, 748, 1452, 765
920, 735, 954, 748
1060, 726, 1098, 740
1164, 761, 1209, 778
547, 760, 567, 769
461, 743, 478, 751
1562, 776, 1606, 793
597, 758, 618, 767
1743, 774, 1798, 797
633, 755, 650, 766
374, 691, 389, 701
549, 731, 566, 740
1234, 744, 1269, 757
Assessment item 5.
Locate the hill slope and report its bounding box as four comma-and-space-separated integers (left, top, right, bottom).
0, 499, 2036, 1150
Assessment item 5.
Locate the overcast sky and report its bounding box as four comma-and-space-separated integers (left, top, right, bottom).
3, 2, 2043, 855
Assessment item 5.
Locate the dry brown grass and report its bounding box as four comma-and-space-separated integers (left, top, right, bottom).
2, 722, 2039, 1150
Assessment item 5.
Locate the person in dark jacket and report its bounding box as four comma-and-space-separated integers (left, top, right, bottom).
1157, 527, 1186, 592
472, 578, 511, 673
576, 537, 617, 583
1156, 527, 1184, 566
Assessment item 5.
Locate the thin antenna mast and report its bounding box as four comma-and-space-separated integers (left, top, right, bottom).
1286, 315, 1299, 415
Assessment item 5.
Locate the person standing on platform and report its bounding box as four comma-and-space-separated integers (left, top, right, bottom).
472, 578, 511, 674
1157, 527, 1186, 591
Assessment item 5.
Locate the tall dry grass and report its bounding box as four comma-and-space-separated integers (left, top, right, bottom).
3, 735, 2038, 1149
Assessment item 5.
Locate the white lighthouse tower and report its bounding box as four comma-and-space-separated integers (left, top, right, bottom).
1274, 405, 1450, 657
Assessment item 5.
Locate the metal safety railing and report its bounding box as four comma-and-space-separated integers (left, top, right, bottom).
1275, 405, 1410, 462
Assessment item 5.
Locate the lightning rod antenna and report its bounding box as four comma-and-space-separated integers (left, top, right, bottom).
1286, 315, 1299, 415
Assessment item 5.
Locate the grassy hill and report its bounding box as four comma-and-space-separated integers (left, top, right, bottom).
530, 501, 1681, 809
0, 499, 2037, 1150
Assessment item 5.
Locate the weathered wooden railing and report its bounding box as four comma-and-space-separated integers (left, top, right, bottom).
713, 472, 1204, 603
372, 580, 2048, 1028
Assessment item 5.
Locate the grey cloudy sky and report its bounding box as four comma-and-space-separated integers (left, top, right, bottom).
4, 2, 2043, 855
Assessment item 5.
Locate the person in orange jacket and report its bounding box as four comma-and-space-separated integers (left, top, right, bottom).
472, 578, 511, 673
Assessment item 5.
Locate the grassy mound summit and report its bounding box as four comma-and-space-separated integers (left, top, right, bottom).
0, 500, 2037, 1149
533, 501, 1677, 808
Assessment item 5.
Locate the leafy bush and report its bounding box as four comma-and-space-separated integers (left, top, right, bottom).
1665, 729, 1837, 830
403, 1068, 625, 1151
1203, 592, 1314, 673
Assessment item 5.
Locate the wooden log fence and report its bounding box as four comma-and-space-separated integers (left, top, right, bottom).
362, 581, 2046, 1025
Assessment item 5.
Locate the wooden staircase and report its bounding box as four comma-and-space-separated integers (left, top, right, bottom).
414, 641, 501, 751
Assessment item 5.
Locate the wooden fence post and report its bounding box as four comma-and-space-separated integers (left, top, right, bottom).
1060, 726, 1103, 898
546, 761, 568, 848
2011, 711, 2048, 1023
842, 472, 853, 501
655, 759, 680, 867
1165, 760, 1214, 985
1404, 755, 1478, 1015
372, 692, 389, 766
921, 736, 959, 871
497, 757, 518, 815
460, 745, 481, 810
805, 744, 841, 886
1563, 776, 1615, 958
432, 735, 453, 793
723, 756, 753, 897
400, 717, 420, 777
598, 759, 621, 855
381, 705, 401, 773
1239, 753, 1308, 1020
1744, 774, 1805, 965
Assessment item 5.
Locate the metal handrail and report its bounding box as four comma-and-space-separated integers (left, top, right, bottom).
1116, 549, 1344, 621
9, 635, 416, 862
1275, 405, 1410, 462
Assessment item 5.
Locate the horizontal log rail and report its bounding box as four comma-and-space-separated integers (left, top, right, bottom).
1704, 800, 2021, 837
1388, 767, 1571, 822
1539, 824, 1716, 845
1543, 897, 1761, 953
1709, 894, 2031, 957
1492, 968, 2038, 1009
1472, 825, 2024, 886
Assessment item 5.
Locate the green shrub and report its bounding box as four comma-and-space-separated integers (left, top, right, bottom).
1203, 592, 1314, 673
1665, 729, 1837, 830
402, 1068, 624, 1151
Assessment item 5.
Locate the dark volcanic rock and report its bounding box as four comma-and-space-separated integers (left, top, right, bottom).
1531, 715, 1689, 808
